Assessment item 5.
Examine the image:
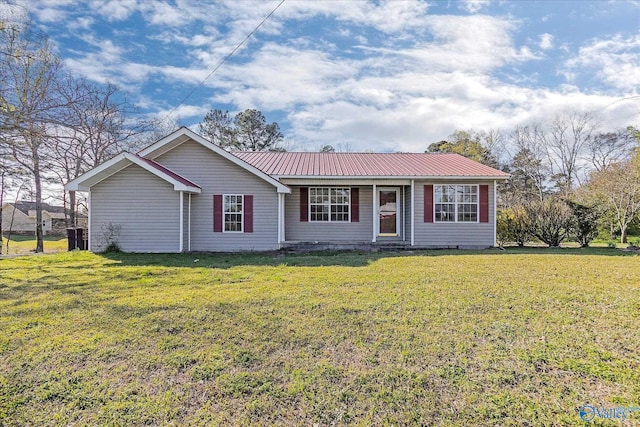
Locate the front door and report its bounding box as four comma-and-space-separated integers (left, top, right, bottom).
378, 188, 400, 236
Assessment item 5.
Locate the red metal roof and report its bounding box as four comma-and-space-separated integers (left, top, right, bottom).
136, 155, 202, 188
232, 152, 509, 178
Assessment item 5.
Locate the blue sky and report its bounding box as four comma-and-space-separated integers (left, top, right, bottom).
5, 0, 640, 152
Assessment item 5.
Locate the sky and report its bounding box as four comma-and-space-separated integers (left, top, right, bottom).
3, 0, 640, 153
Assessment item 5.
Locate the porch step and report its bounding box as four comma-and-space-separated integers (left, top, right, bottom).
281, 241, 412, 252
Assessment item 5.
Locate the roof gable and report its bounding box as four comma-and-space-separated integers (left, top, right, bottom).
137, 127, 291, 193
65, 152, 202, 193
233, 152, 510, 179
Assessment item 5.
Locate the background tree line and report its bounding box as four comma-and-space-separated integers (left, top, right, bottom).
426, 116, 640, 247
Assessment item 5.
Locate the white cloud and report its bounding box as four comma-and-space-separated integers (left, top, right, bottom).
564, 34, 640, 92
89, 0, 139, 21
459, 0, 491, 14
14, 0, 639, 154
357, 15, 532, 73
14, 0, 73, 22
211, 43, 360, 110
539, 33, 554, 50
154, 104, 210, 123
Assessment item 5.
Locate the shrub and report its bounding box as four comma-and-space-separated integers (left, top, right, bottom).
497, 207, 531, 247
567, 201, 600, 248
526, 197, 573, 247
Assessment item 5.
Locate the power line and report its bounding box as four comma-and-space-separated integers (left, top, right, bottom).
162, 0, 286, 124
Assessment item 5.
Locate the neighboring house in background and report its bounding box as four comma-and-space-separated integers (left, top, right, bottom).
1, 201, 87, 236
66, 127, 509, 253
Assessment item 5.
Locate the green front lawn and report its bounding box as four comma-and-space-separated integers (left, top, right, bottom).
1, 235, 68, 255
1, 249, 638, 425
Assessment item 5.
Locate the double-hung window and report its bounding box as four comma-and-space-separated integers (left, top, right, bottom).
223, 194, 243, 232
309, 187, 350, 222
434, 185, 478, 222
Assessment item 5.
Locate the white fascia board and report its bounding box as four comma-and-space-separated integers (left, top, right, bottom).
65, 152, 201, 194
65, 152, 131, 191
138, 127, 291, 194
275, 175, 510, 181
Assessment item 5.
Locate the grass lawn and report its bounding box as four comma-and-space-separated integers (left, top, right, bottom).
1, 235, 68, 255
0, 248, 639, 426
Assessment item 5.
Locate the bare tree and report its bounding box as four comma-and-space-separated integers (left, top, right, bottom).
0, 21, 79, 252
588, 155, 640, 244
0, 154, 22, 240
588, 127, 638, 172
47, 80, 153, 226
540, 113, 600, 194
503, 124, 549, 204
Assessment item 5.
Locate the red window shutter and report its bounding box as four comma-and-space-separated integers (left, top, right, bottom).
424, 185, 433, 223
351, 188, 359, 222
300, 187, 308, 222
213, 194, 223, 232
479, 185, 489, 223
244, 195, 253, 233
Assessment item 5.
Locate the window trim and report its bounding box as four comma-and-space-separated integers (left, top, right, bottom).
308, 187, 351, 223
223, 194, 244, 233
433, 184, 479, 223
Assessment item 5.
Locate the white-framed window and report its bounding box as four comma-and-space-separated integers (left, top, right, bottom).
309, 187, 350, 222
223, 194, 243, 232
434, 185, 478, 222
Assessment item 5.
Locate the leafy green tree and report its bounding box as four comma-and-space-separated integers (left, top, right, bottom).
566, 201, 600, 247
496, 206, 531, 247
198, 108, 284, 151
233, 109, 283, 151
198, 109, 234, 148
427, 130, 499, 168
502, 147, 547, 206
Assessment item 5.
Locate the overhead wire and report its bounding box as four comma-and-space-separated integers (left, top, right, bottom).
162, 0, 286, 124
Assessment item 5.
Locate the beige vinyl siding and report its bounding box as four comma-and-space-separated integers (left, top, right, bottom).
90, 164, 180, 252
413, 180, 495, 248
1, 205, 34, 234
155, 140, 279, 251
285, 186, 373, 242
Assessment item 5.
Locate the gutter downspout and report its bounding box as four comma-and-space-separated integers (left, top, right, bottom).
410, 180, 415, 246
188, 193, 191, 252
87, 191, 91, 251
179, 191, 184, 253
277, 193, 284, 248
493, 180, 497, 247
372, 184, 377, 242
